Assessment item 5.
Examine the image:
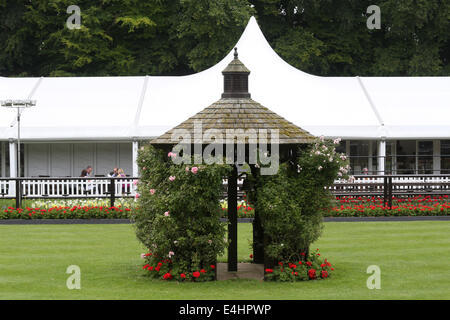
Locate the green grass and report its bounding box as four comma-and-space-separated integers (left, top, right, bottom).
1, 222, 449, 300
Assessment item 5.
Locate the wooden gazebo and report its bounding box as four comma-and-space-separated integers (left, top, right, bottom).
152, 49, 314, 271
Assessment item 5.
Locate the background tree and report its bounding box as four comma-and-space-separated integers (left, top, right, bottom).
0, 0, 449, 77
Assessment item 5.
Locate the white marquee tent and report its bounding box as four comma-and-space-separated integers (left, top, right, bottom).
0, 16, 449, 178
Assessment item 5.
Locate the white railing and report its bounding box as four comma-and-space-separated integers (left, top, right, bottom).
0, 178, 138, 198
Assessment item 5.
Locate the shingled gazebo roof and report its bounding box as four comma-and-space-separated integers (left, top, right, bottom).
151, 49, 315, 145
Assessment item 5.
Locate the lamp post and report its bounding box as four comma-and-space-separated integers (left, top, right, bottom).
1, 99, 36, 207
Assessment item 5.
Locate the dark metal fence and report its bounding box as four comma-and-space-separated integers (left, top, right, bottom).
330, 175, 450, 207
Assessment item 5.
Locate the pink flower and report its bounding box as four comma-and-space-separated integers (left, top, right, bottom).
168, 152, 177, 158
164, 211, 170, 217
135, 193, 141, 199
168, 251, 175, 258
169, 176, 176, 182
133, 180, 139, 186
191, 167, 199, 174
150, 189, 156, 195
140, 253, 146, 259
185, 167, 190, 172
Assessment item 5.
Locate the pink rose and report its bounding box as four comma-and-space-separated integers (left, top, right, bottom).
150, 189, 156, 195
169, 176, 176, 182
164, 211, 170, 217
191, 167, 199, 174
168, 152, 177, 158
135, 193, 141, 199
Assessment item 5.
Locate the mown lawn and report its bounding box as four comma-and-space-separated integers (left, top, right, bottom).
0, 222, 449, 300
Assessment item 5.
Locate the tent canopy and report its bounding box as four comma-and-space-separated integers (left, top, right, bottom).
1, 17, 449, 142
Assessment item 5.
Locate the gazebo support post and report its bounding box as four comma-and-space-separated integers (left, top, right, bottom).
249, 164, 264, 264
227, 164, 238, 272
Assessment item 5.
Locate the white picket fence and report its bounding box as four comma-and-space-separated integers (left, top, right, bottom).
0, 178, 137, 198
1, 176, 449, 199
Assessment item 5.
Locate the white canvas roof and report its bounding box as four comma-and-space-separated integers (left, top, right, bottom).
1, 17, 449, 142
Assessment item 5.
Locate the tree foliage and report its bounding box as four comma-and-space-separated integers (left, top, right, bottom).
1, 0, 449, 77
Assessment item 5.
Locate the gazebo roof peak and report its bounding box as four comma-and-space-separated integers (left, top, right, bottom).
151, 53, 315, 145
222, 48, 251, 74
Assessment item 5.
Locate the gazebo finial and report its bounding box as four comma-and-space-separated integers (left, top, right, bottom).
222, 49, 251, 99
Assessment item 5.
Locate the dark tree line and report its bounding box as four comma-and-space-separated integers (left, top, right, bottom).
1, 0, 449, 77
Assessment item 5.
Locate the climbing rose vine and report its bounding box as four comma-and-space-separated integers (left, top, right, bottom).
253, 137, 350, 271
132, 145, 230, 282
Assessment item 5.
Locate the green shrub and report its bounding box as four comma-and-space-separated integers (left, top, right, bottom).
133, 145, 230, 281
255, 138, 349, 264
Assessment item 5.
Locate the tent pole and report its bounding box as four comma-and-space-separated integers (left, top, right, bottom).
378, 139, 386, 175
132, 140, 139, 177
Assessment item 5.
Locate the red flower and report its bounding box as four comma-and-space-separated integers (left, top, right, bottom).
306, 261, 312, 267
180, 273, 186, 279
308, 269, 316, 279
193, 271, 200, 278
143, 264, 150, 270
210, 265, 216, 270
278, 262, 283, 266
250, 254, 253, 259
265, 269, 274, 274
163, 273, 172, 280
321, 270, 329, 278
200, 269, 206, 273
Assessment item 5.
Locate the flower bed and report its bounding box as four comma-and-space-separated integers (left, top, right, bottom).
141, 253, 216, 282
326, 195, 450, 217
219, 199, 255, 218
265, 249, 334, 282
1, 206, 132, 220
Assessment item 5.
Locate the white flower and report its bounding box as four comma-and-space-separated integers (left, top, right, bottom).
318, 166, 323, 171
